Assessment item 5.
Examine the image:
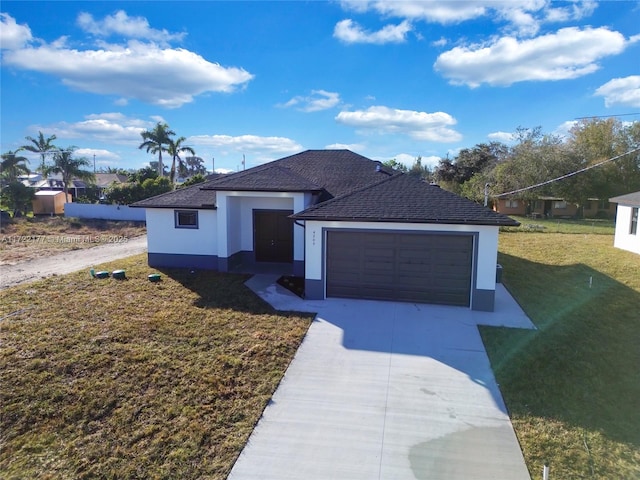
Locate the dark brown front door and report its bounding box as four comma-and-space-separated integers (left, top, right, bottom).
254, 210, 293, 263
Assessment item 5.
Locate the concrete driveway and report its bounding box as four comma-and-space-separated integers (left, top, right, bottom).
229, 277, 535, 480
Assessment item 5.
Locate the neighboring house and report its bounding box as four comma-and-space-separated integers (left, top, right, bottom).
494, 196, 614, 219
21, 173, 127, 199
493, 198, 527, 216
132, 150, 519, 311
609, 191, 640, 255
32, 190, 71, 215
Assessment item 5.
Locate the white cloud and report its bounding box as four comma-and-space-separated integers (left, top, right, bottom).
595, 75, 640, 108
339, 1, 597, 36
554, 120, 579, 138
282, 90, 341, 112
434, 27, 628, 87
75, 148, 121, 163
324, 142, 366, 151
340, 0, 487, 24
77, 10, 185, 44
33, 113, 155, 145
335, 106, 462, 142
334, 19, 412, 44
3, 40, 254, 108
488, 131, 515, 142
393, 153, 441, 169
2, 12, 253, 108
188, 134, 303, 164
0, 13, 33, 50
431, 37, 448, 48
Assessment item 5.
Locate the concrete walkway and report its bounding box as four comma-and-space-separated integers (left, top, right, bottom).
229, 277, 535, 480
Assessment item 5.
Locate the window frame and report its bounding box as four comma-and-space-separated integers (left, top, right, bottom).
174, 210, 199, 229
630, 207, 638, 235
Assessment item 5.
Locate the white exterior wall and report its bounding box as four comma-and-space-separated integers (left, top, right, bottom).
65, 203, 146, 221
304, 220, 499, 291
145, 208, 217, 255
613, 205, 640, 254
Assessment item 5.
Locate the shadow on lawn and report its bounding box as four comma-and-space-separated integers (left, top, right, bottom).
156, 267, 276, 314
481, 253, 640, 447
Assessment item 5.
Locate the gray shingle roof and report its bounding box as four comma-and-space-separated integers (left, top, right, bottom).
292, 174, 520, 226
610, 191, 640, 206
201, 149, 397, 201
131, 149, 518, 226
200, 164, 323, 192
131, 183, 216, 209
135, 149, 397, 209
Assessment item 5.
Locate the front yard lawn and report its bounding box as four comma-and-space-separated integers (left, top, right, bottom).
0, 255, 313, 479
482, 233, 640, 479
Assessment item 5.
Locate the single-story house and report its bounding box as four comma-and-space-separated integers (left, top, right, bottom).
32, 190, 72, 215
132, 150, 519, 311
494, 196, 614, 219
609, 191, 640, 255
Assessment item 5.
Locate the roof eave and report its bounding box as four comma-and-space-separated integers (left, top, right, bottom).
130, 204, 217, 210
290, 215, 519, 227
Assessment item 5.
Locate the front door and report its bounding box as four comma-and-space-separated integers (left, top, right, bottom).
254, 210, 293, 263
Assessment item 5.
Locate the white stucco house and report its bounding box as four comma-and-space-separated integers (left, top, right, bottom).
609, 191, 640, 255
132, 150, 519, 311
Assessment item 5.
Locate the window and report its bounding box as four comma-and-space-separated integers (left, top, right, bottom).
598, 199, 609, 210
631, 207, 638, 235
554, 201, 567, 209
505, 199, 519, 208
175, 210, 198, 229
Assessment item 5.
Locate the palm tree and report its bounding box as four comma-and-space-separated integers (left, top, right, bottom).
46, 147, 95, 198
21, 131, 58, 175
1, 150, 30, 184
167, 137, 196, 185
139, 122, 175, 177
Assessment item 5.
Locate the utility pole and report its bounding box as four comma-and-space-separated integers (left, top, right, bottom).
93, 154, 96, 173
212, 157, 215, 174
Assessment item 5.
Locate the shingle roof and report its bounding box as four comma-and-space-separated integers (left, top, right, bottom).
200, 164, 323, 192
135, 149, 397, 209
610, 191, 640, 206
292, 174, 520, 226
131, 183, 216, 209
201, 149, 397, 201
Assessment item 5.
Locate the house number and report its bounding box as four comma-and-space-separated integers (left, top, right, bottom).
312, 230, 316, 246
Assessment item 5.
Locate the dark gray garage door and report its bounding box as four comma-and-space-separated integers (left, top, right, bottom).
326, 231, 473, 306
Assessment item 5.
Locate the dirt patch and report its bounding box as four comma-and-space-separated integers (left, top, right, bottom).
0, 216, 146, 265
276, 275, 305, 298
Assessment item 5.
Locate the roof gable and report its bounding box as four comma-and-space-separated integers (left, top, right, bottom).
293, 174, 519, 226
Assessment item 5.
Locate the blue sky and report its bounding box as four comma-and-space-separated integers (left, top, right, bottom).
1, 1, 639, 174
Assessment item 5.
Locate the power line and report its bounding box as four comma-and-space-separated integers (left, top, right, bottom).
574, 113, 640, 119
494, 146, 640, 198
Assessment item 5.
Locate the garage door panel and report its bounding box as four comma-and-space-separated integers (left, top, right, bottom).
327, 231, 472, 306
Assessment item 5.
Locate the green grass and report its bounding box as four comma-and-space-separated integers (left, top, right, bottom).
502, 216, 615, 235
0, 255, 313, 479
481, 233, 640, 479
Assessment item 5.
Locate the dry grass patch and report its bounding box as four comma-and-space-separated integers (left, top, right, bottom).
0, 216, 146, 264
482, 233, 640, 479
0, 255, 313, 479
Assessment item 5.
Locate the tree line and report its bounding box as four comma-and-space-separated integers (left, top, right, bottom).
388, 118, 640, 214
0, 122, 208, 214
